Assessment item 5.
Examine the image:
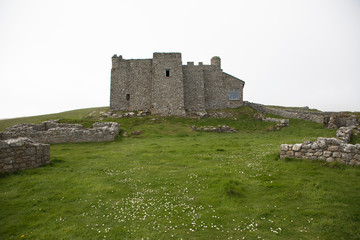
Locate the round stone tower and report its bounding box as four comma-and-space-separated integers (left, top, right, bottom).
211, 56, 221, 70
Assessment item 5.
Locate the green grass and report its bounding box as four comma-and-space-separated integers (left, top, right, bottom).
0, 107, 109, 131
1, 107, 359, 239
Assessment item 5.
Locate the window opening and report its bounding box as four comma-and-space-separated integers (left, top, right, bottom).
229, 89, 240, 100
165, 69, 170, 77
126, 94, 130, 101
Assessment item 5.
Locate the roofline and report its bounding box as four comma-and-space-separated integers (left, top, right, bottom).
223, 72, 245, 84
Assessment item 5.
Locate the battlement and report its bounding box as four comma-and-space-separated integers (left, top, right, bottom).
153, 52, 182, 59
110, 52, 244, 115
211, 56, 221, 70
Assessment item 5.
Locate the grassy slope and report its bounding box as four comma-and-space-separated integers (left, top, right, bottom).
0, 107, 109, 131
1, 107, 359, 240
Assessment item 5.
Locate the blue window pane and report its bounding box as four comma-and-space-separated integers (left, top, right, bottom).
229, 89, 239, 100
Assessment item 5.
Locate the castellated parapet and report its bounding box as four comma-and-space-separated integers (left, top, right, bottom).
110, 52, 245, 116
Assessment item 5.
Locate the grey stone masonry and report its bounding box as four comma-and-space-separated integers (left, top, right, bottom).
336, 126, 355, 143
280, 127, 360, 165
0, 137, 50, 173
110, 53, 245, 116
245, 102, 326, 123
245, 101, 359, 129
0, 120, 120, 144
190, 125, 237, 133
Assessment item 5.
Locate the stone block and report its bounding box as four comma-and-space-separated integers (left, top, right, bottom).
286, 151, 294, 156
332, 152, 341, 158
306, 152, 314, 157
328, 146, 339, 152
295, 152, 303, 158
324, 138, 342, 146
302, 144, 311, 150
349, 160, 357, 166
323, 151, 332, 157
326, 157, 334, 162
293, 144, 302, 152
336, 158, 346, 164
341, 153, 352, 161
341, 144, 356, 153
314, 151, 323, 157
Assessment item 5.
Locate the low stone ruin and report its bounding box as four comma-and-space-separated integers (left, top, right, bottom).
0, 137, 50, 173
245, 101, 359, 129
0, 120, 120, 144
191, 125, 237, 133
280, 127, 360, 165
253, 113, 289, 130
336, 126, 355, 143
324, 114, 359, 129
100, 110, 150, 119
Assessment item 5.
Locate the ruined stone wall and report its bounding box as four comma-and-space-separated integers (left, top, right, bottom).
326, 114, 359, 129
244, 102, 326, 124
110, 56, 152, 111
280, 127, 360, 165
0, 137, 50, 173
0, 121, 120, 144
182, 62, 206, 112
245, 102, 359, 129
151, 53, 185, 116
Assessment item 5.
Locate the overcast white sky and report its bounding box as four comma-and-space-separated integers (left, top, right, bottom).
0, 0, 359, 119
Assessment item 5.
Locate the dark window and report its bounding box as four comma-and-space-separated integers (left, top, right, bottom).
165, 69, 170, 77
126, 94, 130, 101
229, 89, 240, 100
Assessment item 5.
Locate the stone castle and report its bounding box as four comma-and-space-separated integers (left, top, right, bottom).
110, 52, 245, 115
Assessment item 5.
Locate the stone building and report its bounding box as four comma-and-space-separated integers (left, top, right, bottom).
110, 52, 245, 116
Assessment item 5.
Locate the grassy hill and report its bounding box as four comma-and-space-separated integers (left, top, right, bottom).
0, 107, 109, 131
1, 107, 359, 239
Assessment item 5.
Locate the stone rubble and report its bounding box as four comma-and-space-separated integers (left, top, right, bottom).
191, 125, 237, 133
253, 113, 289, 130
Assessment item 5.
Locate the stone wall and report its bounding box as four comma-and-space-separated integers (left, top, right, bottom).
325, 114, 359, 129
151, 53, 186, 116
183, 62, 206, 112
0, 137, 50, 173
110, 53, 245, 116
110, 57, 153, 112
244, 101, 326, 123
203, 64, 227, 110
223, 73, 245, 109
280, 127, 360, 165
0, 120, 120, 144
244, 101, 359, 129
